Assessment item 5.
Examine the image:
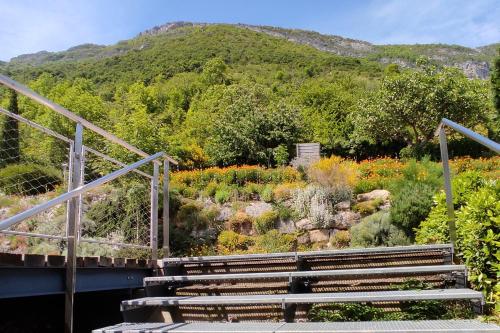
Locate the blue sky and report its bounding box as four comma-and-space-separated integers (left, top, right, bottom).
1, 0, 499, 61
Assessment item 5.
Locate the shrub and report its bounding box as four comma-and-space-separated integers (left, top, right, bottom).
241, 182, 263, 200
308, 156, 358, 189
217, 230, 253, 254
417, 173, 499, 309
254, 210, 279, 235
351, 211, 410, 247
273, 182, 305, 202
202, 181, 218, 197
259, 184, 275, 202
253, 230, 296, 253
390, 182, 436, 238
0, 163, 62, 195
308, 303, 385, 321
353, 198, 383, 215
174, 200, 207, 231
273, 144, 289, 166
228, 211, 253, 234
214, 186, 232, 203
293, 185, 351, 228
330, 230, 351, 248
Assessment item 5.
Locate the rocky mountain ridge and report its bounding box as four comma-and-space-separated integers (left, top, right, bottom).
5, 21, 499, 79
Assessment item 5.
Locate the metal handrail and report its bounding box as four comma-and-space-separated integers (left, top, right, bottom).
438, 118, 500, 153
0, 107, 74, 144
0, 74, 178, 165
436, 118, 499, 246
0, 151, 164, 231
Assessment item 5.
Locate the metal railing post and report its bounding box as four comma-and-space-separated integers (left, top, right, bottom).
438, 125, 457, 246
65, 122, 83, 333
151, 162, 159, 261
162, 160, 170, 258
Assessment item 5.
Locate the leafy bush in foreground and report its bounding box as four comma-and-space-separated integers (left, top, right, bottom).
416, 172, 499, 309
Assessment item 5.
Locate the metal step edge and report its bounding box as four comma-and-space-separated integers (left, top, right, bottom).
163, 244, 453, 264
93, 320, 500, 333
145, 265, 466, 284
122, 289, 483, 309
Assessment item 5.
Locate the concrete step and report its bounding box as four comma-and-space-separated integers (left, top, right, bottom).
146, 265, 466, 284
93, 320, 500, 333
122, 289, 483, 310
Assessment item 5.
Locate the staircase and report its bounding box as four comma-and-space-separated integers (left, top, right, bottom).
93, 244, 500, 332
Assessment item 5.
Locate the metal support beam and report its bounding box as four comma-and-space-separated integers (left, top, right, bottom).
162, 161, 170, 258
65, 123, 83, 333
439, 126, 457, 246
151, 163, 159, 261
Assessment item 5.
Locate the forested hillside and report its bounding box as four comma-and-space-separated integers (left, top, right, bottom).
0, 23, 498, 168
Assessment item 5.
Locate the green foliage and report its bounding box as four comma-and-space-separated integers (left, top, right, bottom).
214, 186, 232, 203
259, 184, 275, 202
254, 210, 279, 235
390, 182, 436, 238
253, 229, 296, 253
273, 144, 289, 166
416, 172, 499, 308
217, 230, 253, 254
201, 57, 227, 86
355, 62, 492, 149
0, 90, 20, 167
308, 303, 385, 321
0, 163, 62, 195
492, 48, 500, 113
353, 198, 383, 215
330, 230, 351, 248
351, 211, 410, 247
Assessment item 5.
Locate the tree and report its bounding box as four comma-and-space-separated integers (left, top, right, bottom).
492, 47, 500, 113
355, 62, 491, 151
0, 89, 20, 167
201, 57, 227, 86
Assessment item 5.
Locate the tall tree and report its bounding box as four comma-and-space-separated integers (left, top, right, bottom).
0, 89, 20, 167
355, 61, 491, 153
492, 48, 500, 113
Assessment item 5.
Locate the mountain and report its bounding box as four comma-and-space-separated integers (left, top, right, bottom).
5, 22, 497, 79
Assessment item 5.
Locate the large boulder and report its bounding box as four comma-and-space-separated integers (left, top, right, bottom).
245, 202, 273, 218
297, 232, 310, 244
357, 189, 390, 203
216, 206, 233, 222
308, 229, 330, 243
332, 211, 361, 230
277, 219, 296, 234
296, 218, 315, 230
334, 200, 351, 212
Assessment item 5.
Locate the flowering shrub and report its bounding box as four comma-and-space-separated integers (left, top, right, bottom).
308, 156, 358, 189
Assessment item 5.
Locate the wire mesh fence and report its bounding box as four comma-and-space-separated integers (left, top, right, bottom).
78, 146, 154, 256
0, 107, 71, 254
0, 103, 162, 258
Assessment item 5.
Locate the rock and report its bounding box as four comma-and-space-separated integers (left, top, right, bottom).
332, 211, 361, 230
296, 218, 315, 230
334, 200, 351, 212
245, 202, 273, 218
308, 229, 330, 243
357, 189, 390, 203
297, 232, 310, 244
277, 219, 296, 234
216, 206, 233, 222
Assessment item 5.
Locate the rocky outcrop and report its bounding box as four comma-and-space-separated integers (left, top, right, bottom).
357, 189, 390, 203
308, 229, 330, 243
332, 211, 361, 230
245, 202, 273, 217
456, 61, 490, 79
